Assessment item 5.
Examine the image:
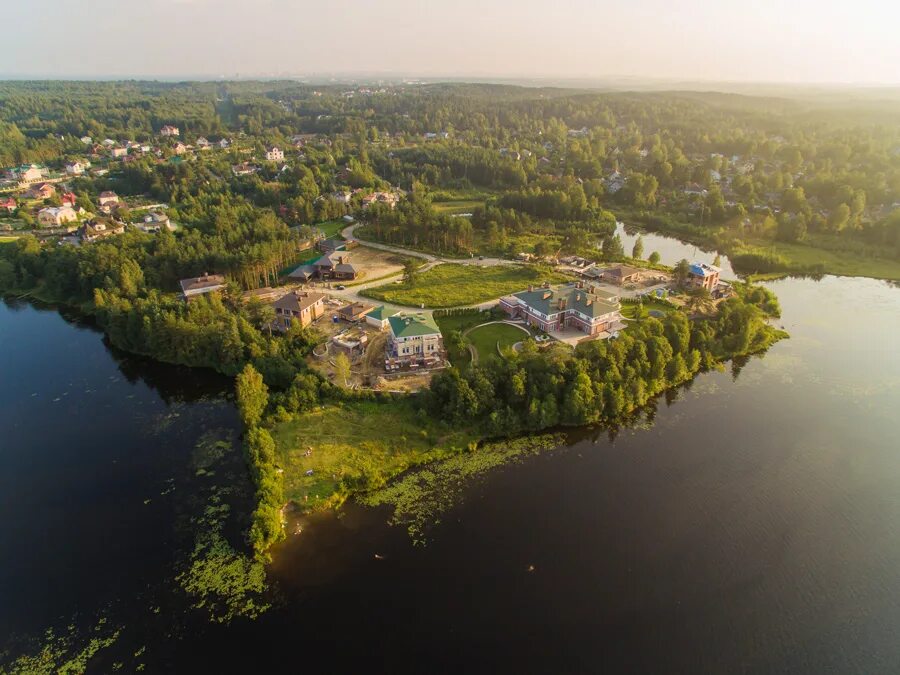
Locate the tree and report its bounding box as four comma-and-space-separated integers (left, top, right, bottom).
533, 239, 554, 258
402, 258, 419, 285
827, 204, 851, 232
777, 215, 807, 242
236, 364, 268, 428
782, 187, 808, 214
334, 352, 351, 386
673, 258, 691, 287
601, 234, 624, 260
632, 236, 644, 260
685, 287, 715, 316
648, 251, 661, 265
713, 253, 722, 267
562, 226, 588, 253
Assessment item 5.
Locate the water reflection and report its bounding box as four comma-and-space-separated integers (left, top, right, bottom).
615, 221, 736, 277
3, 270, 900, 673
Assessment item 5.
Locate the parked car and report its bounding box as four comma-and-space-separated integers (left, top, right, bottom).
335, 284, 346, 290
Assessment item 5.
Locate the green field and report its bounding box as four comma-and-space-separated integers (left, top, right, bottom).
466, 322, 529, 363
361, 263, 569, 308
741, 237, 900, 281
432, 200, 483, 215
314, 219, 347, 238
270, 400, 478, 510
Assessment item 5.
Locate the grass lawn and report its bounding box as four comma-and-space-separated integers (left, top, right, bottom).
277, 249, 322, 277
432, 200, 483, 215
742, 237, 900, 281
433, 312, 493, 335
314, 219, 347, 239
361, 263, 569, 308
270, 399, 478, 510
434, 313, 486, 366
620, 298, 675, 320
621, 299, 679, 333
466, 322, 529, 363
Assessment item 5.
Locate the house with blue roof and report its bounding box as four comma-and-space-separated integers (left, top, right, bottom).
687, 262, 721, 292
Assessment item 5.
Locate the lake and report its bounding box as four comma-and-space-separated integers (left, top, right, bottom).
1, 273, 898, 673
613, 220, 737, 277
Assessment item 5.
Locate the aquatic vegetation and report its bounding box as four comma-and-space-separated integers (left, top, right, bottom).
362, 434, 564, 544
176, 433, 271, 624
177, 530, 269, 624
0, 617, 121, 675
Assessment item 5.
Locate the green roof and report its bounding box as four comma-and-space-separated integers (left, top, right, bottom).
368, 305, 395, 321
388, 312, 442, 338
513, 283, 619, 318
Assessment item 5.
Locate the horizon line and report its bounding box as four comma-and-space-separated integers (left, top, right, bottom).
1, 72, 899, 90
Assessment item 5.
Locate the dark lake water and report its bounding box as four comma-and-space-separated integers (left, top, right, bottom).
1, 273, 899, 673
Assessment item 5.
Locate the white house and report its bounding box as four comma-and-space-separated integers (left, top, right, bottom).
137, 212, 175, 233
98, 191, 120, 208
37, 206, 78, 227
160, 125, 180, 137
365, 306, 397, 330
65, 161, 86, 175
265, 146, 284, 162
385, 313, 445, 369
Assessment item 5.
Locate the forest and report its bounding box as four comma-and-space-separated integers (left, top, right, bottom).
2, 80, 898, 275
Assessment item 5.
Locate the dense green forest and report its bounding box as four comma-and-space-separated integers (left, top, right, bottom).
2, 80, 898, 275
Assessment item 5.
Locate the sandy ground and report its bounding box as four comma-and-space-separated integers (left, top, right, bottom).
346, 245, 406, 283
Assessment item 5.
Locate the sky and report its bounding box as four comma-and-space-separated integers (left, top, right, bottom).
3, 0, 899, 84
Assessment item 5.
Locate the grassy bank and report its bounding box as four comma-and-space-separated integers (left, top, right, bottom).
361, 263, 568, 308
734, 237, 900, 280
619, 208, 900, 281
270, 399, 479, 511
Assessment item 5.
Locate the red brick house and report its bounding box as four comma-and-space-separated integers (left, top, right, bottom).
500, 282, 625, 338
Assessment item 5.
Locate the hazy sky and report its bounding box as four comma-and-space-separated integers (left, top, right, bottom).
3, 0, 899, 84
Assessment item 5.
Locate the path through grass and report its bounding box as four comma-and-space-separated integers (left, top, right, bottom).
361, 263, 568, 308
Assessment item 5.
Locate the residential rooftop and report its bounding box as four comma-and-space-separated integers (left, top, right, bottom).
508, 283, 620, 319
388, 312, 442, 338
273, 290, 326, 314
179, 273, 226, 294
